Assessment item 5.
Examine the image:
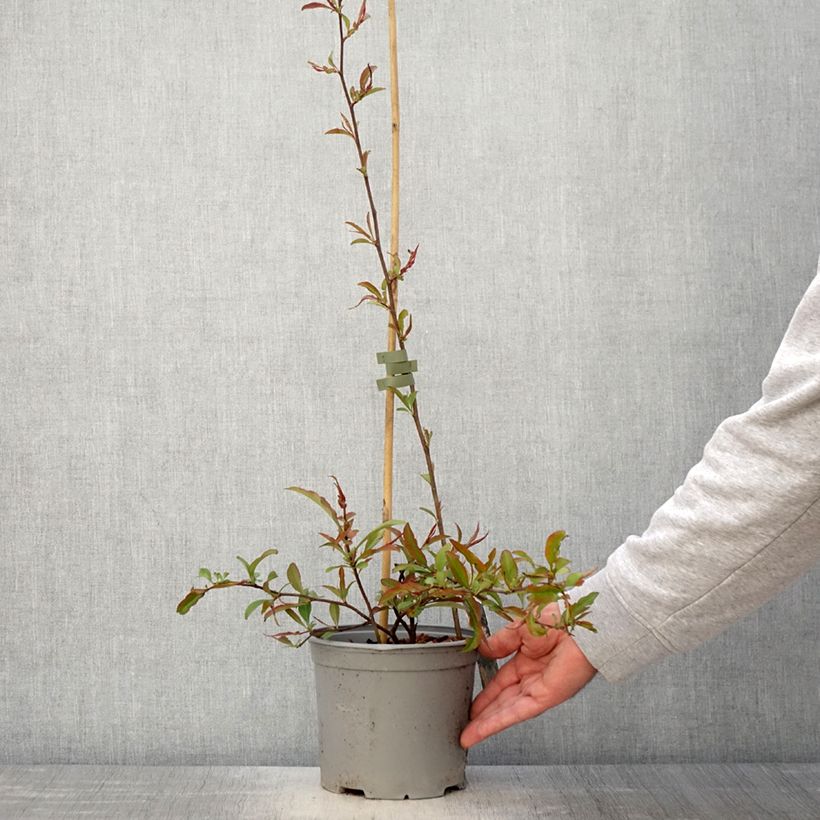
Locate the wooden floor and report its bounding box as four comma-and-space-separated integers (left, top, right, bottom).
0, 764, 817, 819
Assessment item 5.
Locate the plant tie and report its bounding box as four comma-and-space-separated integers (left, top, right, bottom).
375, 349, 417, 391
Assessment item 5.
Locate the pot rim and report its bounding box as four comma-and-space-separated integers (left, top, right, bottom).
308, 623, 475, 651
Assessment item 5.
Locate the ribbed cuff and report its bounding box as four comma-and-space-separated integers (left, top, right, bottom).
564, 569, 675, 683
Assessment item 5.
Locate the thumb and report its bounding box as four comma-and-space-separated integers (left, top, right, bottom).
478, 618, 525, 660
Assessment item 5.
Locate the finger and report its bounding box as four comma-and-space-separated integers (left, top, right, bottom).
536, 602, 562, 628
460, 692, 544, 749
469, 656, 523, 719
478, 620, 525, 660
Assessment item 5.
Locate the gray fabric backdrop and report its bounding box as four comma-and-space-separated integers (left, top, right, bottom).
2, 0, 818, 765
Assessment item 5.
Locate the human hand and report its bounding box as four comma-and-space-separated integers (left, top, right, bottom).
459, 602, 597, 749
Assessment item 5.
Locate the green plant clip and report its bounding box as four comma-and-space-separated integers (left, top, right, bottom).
376, 350, 408, 364
376, 350, 417, 391
385, 359, 417, 376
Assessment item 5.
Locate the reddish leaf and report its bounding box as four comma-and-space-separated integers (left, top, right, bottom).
330, 474, 346, 509
379, 579, 425, 604
465, 521, 489, 549
345, 220, 371, 238
285, 486, 339, 525
349, 293, 383, 310
400, 243, 420, 275
359, 64, 374, 91
451, 540, 485, 572
400, 523, 427, 566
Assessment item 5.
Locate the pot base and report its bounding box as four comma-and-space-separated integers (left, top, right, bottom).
321, 777, 466, 800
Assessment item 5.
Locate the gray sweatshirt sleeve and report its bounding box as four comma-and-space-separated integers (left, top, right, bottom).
565, 255, 820, 683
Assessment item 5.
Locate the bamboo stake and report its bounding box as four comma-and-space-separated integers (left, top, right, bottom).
377, 0, 401, 640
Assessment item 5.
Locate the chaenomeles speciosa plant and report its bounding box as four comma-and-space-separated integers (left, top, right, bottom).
176, 0, 599, 651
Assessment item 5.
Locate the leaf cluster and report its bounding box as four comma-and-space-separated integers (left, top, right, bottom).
177, 478, 599, 651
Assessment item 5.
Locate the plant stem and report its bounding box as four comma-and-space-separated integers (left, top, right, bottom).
236, 582, 393, 640
337, 14, 461, 638
348, 560, 380, 641
335, 10, 461, 638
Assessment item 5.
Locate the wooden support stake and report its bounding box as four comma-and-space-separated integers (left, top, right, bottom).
377, 0, 401, 639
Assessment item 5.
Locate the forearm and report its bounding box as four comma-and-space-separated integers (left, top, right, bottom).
568, 257, 820, 683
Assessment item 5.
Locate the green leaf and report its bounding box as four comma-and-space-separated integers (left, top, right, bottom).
545, 530, 567, 565
502, 605, 528, 621
419, 473, 432, 486
463, 627, 482, 652
244, 599, 268, 620
360, 86, 385, 99
287, 562, 303, 592
198, 568, 212, 582
298, 601, 312, 624
329, 602, 340, 625
177, 589, 205, 615
575, 620, 598, 632
571, 592, 599, 613
358, 519, 404, 551
501, 550, 517, 589
249, 548, 279, 576
357, 281, 381, 298
236, 555, 254, 580
392, 561, 428, 575
285, 486, 339, 524
526, 611, 548, 637
483, 589, 504, 609
285, 608, 303, 626
446, 552, 469, 588
419, 506, 436, 520
461, 598, 483, 651
564, 572, 582, 587
529, 588, 558, 606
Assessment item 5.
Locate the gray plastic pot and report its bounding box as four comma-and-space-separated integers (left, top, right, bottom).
309, 624, 478, 800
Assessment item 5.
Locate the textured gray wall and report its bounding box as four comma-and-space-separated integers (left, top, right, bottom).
2, 0, 818, 765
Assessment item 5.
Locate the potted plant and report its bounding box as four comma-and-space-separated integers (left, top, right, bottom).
176, 0, 599, 800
